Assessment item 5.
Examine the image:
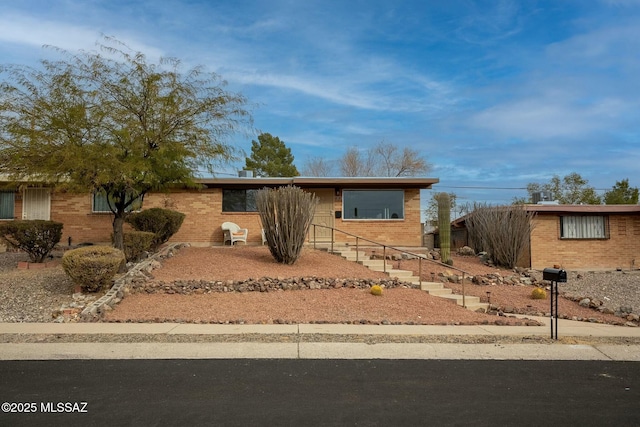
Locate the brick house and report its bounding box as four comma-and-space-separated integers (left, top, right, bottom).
524, 204, 640, 270
452, 204, 640, 270
0, 177, 438, 247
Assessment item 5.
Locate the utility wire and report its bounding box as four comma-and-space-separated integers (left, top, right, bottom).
431, 185, 612, 191
433, 186, 527, 190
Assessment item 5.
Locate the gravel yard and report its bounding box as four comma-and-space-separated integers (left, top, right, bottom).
0, 246, 638, 327
0, 252, 75, 322
446, 269, 640, 324
561, 270, 640, 316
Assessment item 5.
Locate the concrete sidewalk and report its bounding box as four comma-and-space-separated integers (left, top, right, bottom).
1, 315, 640, 337
0, 318, 639, 361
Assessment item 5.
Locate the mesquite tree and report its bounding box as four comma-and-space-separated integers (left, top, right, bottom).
0, 37, 251, 250
256, 186, 317, 265
435, 192, 452, 265
465, 203, 536, 269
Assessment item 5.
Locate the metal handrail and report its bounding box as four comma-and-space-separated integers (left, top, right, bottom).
310, 223, 474, 307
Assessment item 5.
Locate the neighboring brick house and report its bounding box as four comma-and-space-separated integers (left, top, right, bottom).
0, 177, 438, 247
524, 204, 640, 270
451, 204, 640, 270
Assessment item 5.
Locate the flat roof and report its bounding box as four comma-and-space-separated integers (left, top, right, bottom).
523, 204, 640, 214
452, 204, 640, 227
196, 176, 439, 189
0, 176, 438, 190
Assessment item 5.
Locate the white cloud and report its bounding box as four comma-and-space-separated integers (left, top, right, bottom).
0, 13, 164, 61
214, 39, 450, 117
467, 17, 640, 141
452, 0, 523, 45
227, 71, 375, 109
0, 14, 98, 51
601, 0, 640, 6
470, 97, 628, 139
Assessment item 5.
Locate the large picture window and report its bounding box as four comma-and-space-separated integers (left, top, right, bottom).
560, 215, 608, 239
0, 191, 15, 220
343, 190, 404, 220
222, 189, 258, 212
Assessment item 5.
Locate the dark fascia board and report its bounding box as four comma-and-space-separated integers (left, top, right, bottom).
452, 203, 640, 227
523, 204, 640, 214
1, 176, 439, 191
198, 177, 294, 188
196, 177, 439, 189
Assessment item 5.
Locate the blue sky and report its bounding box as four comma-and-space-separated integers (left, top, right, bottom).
1, 0, 639, 212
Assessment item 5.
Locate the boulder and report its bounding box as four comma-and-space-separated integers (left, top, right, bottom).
579, 298, 591, 307
457, 246, 475, 256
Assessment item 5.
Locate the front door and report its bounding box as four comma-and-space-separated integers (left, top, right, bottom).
309, 189, 334, 242
22, 188, 51, 220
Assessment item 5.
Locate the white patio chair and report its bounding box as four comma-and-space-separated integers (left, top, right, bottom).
221, 222, 248, 245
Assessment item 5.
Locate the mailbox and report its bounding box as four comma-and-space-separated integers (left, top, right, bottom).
543, 268, 567, 283
544, 267, 567, 339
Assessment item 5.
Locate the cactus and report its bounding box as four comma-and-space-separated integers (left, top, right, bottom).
436, 193, 452, 265
256, 186, 318, 265
370, 285, 383, 296
531, 287, 547, 300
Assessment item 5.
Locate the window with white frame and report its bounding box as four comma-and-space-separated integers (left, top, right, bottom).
92, 191, 143, 213
560, 215, 608, 239
343, 190, 404, 220
0, 191, 15, 220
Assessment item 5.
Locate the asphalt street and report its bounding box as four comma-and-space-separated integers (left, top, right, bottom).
1, 359, 639, 426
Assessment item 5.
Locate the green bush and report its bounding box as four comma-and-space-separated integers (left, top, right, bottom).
125, 208, 185, 249
121, 231, 155, 262
62, 245, 125, 292
0, 220, 63, 262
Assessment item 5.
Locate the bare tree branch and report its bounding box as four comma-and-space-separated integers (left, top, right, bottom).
302, 156, 335, 177
339, 141, 430, 177
465, 203, 536, 269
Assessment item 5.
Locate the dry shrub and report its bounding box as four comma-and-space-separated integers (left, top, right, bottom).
62, 245, 125, 292
465, 203, 535, 269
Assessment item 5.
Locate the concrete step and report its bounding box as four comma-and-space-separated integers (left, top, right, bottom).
342, 252, 368, 262
425, 288, 453, 296
359, 260, 393, 270
384, 269, 415, 278
402, 277, 423, 285
335, 245, 489, 315
438, 294, 482, 306
419, 282, 445, 291
328, 249, 352, 255
465, 303, 490, 313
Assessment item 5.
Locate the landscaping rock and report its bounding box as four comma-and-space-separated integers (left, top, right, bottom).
579, 298, 591, 307
456, 246, 475, 256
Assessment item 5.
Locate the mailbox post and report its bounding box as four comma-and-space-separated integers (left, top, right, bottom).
543, 268, 567, 339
